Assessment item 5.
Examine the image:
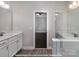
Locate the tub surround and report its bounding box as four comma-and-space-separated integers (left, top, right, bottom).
52, 38, 79, 57
52, 38, 62, 56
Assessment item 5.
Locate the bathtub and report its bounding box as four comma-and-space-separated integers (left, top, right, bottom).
52, 38, 79, 57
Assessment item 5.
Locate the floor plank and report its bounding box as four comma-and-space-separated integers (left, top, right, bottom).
15, 48, 52, 57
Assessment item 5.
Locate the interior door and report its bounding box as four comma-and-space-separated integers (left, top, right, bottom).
35, 12, 47, 48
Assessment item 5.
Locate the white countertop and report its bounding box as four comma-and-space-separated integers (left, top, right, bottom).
0, 31, 22, 42
52, 38, 79, 42
52, 38, 60, 42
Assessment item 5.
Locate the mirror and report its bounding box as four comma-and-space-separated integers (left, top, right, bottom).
67, 8, 79, 35
55, 8, 79, 38
55, 12, 66, 38
0, 7, 12, 33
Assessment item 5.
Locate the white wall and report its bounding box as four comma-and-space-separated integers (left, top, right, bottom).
8, 1, 67, 49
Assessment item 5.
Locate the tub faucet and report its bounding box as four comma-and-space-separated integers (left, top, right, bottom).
71, 33, 78, 37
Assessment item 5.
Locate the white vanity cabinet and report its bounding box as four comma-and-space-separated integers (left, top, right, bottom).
0, 46, 8, 57
0, 40, 8, 57
17, 34, 22, 51
0, 32, 23, 57
8, 40, 18, 57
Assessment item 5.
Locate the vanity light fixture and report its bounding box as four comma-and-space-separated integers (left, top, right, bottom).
36, 13, 40, 16
55, 13, 59, 16
69, 1, 79, 9
0, 1, 5, 6
72, 1, 77, 8
69, 4, 73, 9
2, 4, 10, 9
0, 1, 10, 9
55, 12, 59, 16
36, 13, 42, 16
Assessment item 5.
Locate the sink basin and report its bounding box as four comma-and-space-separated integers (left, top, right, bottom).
0, 32, 6, 36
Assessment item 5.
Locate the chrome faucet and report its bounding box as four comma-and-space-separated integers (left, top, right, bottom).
71, 33, 78, 37
0, 32, 5, 36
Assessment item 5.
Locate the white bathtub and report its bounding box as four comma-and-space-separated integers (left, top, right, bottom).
52, 38, 79, 57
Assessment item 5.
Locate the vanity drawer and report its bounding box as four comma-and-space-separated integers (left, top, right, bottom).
8, 36, 18, 42
17, 34, 22, 38
0, 40, 8, 47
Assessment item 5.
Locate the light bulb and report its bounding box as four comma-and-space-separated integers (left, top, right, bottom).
0, 1, 5, 6
36, 13, 40, 16
69, 4, 73, 9
77, 1, 79, 6
1, 4, 10, 9
0, 1, 10, 9
55, 13, 59, 16
72, 1, 77, 6
55, 12, 60, 16
72, 1, 77, 8
4, 4, 10, 9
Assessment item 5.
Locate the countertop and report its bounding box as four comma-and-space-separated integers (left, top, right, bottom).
0, 31, 22, 42
52, 38, 79, 42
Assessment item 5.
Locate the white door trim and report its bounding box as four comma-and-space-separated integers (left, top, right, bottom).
33, 10, 49, 49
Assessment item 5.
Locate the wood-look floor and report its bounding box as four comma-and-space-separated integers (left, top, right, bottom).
15, 48, 52, 57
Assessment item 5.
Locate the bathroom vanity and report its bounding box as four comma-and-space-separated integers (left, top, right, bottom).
0, 31, 23, 57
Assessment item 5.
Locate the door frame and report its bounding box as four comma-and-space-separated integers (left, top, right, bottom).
33, 10, 49, 48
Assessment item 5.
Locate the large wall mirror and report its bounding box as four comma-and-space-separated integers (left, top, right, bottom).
67, 8, 79, 35
55, 6, 79, 38
0, 2, 12, 33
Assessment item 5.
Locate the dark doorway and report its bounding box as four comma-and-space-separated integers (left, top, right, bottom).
35, 12, 47, 48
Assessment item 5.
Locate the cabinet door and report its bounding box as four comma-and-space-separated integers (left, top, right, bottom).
0, 46, 8, 57
8, 41, 17, 57
17, 37, 22, 51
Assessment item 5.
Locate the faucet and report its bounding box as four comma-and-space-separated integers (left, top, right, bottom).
71, 33, 78, 37
0, 32, 6, 36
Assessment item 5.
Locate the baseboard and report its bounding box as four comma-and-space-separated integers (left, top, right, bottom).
47, 46, 52, 49
22, 46, 52, 50
22, 46, 34, 50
